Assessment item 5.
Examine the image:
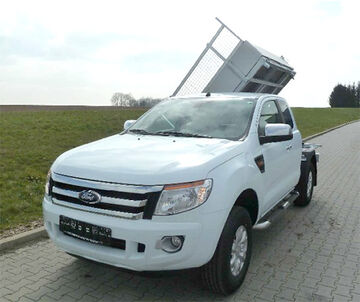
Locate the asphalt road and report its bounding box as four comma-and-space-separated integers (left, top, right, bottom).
1, 121, 359, 302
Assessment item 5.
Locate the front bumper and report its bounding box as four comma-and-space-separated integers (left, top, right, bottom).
43, 196, 224, 271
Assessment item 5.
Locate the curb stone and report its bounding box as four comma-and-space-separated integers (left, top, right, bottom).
1, 119, 359, 252
0, 227, 47, 252
302, 119, 359, 142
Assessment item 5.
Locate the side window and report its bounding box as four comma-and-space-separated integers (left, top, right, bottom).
278, 101, 294, 128
258, 100, 282, 136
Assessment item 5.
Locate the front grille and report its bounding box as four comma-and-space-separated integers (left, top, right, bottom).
50, 173, 163, 220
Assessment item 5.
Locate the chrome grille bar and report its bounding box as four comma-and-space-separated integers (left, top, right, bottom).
50, 173, 163, 219
52, 187, 147, 207
52, 198, 144, 220
52, 173, 163, 194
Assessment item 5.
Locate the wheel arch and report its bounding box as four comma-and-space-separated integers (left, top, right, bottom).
311, 154, 317, 186
301, 150, 318, 187
233, 189, 259, 225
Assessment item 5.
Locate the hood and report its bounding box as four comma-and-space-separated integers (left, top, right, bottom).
52, 133, 243, 185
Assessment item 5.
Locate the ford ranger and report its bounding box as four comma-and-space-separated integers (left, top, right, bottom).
43, 93, 318, 294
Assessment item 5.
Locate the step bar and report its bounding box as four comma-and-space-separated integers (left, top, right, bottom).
253, 190, 299, 230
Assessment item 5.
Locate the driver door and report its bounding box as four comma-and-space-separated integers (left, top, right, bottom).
258, 100, 291, 211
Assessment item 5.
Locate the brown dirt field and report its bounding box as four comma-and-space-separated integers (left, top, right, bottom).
0, 105, 143, 112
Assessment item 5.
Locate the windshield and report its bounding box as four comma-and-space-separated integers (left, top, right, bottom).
127, 97, 257, 140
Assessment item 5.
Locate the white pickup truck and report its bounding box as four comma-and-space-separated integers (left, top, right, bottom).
43, 93, 318, 294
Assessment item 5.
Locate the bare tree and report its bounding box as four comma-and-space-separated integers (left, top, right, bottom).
110, 92, 163, 108
128, 98, 137, 107
137, 97, 162, 108
111, 93, 135, 107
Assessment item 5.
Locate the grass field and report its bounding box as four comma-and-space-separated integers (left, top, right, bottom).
292, 108, 360, 138
0, 107, 359, 233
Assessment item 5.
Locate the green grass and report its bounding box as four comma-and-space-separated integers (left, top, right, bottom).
0, 109, 146, 232
0, 107, 359, 232
292, 107, 360, 138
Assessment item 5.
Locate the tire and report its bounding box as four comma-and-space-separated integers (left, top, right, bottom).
201, 207, 252, 295
294, 163, 315, 207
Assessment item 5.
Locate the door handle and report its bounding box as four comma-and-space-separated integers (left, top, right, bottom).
286, 145, 292, 151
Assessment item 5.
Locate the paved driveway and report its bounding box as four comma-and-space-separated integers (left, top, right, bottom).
1, 122, 359, 302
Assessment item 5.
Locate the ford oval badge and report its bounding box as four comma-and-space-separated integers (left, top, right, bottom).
78, 190, 101, 204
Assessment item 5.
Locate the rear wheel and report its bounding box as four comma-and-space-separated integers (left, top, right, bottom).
294, 163, 315, 207
201, 207, 252, 295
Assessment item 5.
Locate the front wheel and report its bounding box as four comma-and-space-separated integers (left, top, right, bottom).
201, 207, 252, 295
294, 163, 315, 207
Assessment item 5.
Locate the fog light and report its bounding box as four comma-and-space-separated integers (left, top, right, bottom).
171, 236, 182, 247
158, 236, 184, 253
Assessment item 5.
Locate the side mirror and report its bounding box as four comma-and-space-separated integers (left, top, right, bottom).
260, 123, 293, 144
124, 120, 136, 130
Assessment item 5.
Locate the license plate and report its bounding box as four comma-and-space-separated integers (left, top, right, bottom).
59, 215, 111, 245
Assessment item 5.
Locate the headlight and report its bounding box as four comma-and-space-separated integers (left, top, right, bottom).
45, 169, 51, 195
154, 179, 212, 215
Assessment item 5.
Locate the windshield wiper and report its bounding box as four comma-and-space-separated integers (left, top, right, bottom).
128, 129, 154, 135
129, 129, 213, 138
155, 131, 213, 138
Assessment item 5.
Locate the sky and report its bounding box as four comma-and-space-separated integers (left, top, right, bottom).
0, 0, 359, 107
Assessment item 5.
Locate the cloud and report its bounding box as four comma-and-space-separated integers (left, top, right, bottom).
0, 23, 137, 63
0, 0, 358, 106
316, 0, 342, 16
